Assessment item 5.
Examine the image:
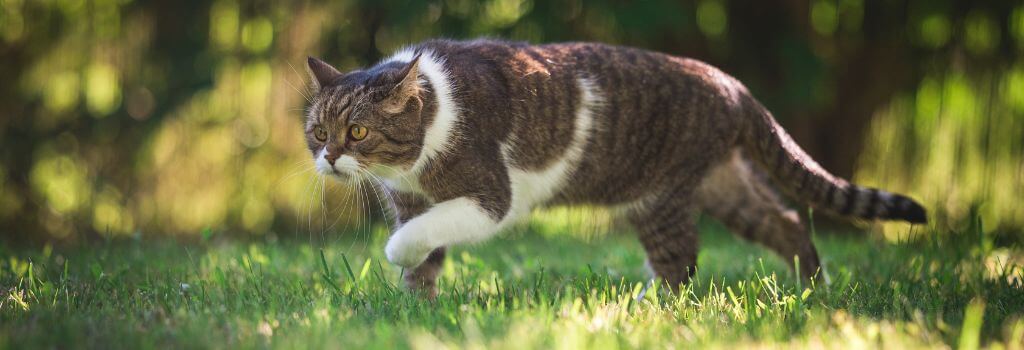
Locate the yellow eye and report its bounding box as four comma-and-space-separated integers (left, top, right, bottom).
349, 125, 368, 140
313, 125, 327, 142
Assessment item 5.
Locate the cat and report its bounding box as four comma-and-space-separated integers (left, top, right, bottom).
304, 39, 926, 297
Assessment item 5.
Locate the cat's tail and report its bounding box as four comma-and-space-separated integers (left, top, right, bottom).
739, 96, 927, 224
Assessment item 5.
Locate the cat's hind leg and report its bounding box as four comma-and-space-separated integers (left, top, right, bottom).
628, 188, 701, 291
695, 149, 823, 280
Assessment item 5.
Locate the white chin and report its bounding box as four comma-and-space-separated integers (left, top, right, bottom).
315, 166, 356, 181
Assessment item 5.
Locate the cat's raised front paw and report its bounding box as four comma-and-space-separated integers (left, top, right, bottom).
385, 230, 434, 268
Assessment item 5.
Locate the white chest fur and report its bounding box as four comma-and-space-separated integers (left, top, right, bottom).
365, 47, 606, 268
382, 76, 602, 268
383, 76, 601, 228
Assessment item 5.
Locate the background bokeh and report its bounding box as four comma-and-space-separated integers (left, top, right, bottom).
1, 0, 1021, 244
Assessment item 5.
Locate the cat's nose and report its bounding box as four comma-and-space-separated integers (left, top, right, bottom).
324, 151, 341, 165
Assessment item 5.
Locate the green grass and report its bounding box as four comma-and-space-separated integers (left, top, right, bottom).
2, 219, 1022, 349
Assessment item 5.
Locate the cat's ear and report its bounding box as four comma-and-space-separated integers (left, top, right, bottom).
307, 56, 341, 92
381, 54, 422, 114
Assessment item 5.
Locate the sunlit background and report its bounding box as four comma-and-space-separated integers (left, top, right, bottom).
1, 0, 1021, 243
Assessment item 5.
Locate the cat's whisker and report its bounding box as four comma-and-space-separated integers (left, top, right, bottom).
369, 164, 419, 192
281, 158, 316, 174
302, 173, 321, 244
370, 174, 404, 223
313, 173, 325, 243
320, 176, 345, 243
320, 176, 329, 244
285, 61, 314, 104
314, 175, 325, 240
359, 167, 399, 204
277, 162, 317, 188
360, 178, 375, 245
360, 176, 389, 229
340, 176, 362, 252
293, 173, 316, 240
359, 170, 395, 229
368, 173, 402, 211
324, 176, 357, 237
351, 176, 368, 251
314, 176, 322, 244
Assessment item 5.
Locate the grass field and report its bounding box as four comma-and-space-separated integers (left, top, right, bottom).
2, 218, 1023, 349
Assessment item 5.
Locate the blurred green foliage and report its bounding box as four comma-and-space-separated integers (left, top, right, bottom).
0, 0, 1021, 242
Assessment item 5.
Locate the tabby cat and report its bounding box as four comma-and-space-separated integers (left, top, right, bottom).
304, 39, 926, 297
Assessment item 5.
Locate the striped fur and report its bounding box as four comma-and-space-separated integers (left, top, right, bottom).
696, 150, 823, 280
741, 97, 927, 224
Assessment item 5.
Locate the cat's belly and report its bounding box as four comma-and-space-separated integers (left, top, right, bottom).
503, 164, 651, 227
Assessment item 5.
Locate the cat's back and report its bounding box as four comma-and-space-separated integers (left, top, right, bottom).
411, 39, 742, 122
414, 39, 725, 83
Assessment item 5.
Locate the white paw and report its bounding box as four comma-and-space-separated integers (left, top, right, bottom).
385, 229, 434, 268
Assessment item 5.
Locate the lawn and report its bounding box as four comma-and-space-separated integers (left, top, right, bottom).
2, 218, 1022, 349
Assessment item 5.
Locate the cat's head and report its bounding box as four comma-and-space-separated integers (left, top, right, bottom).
304, 55, 428, 181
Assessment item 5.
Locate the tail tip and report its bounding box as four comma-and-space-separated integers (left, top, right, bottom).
893, 196, 927, 224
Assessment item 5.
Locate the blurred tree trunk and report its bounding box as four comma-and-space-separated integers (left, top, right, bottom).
722, 0, 917, 179
817, 43, 914, 178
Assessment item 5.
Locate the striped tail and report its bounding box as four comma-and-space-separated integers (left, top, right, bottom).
740, 96, 927, 224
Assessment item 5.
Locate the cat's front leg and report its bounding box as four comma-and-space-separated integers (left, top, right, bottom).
402, 247, 446, 298
385, 197, 505, 268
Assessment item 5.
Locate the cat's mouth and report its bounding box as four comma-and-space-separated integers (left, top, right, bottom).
317, 164, 360, 183
322, 167, 348, 179
314, 150, 363, 181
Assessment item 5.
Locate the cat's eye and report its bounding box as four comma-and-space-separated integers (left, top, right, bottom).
349, 125, 368, 140
313, 125, 328, 142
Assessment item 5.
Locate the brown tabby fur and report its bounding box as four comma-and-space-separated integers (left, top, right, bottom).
305, 39, 926, 298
